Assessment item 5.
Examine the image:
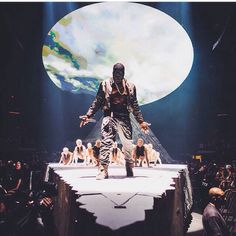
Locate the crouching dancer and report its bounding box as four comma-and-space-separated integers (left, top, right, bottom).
80, 63, 149, 180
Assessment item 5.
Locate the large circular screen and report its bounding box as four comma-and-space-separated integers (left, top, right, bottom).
42, 2, 194, 105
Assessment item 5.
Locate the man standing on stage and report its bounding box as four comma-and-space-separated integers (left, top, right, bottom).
80, 63, 149, 179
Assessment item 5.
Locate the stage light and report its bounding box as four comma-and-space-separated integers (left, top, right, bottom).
43, 2, 56, 29
41, 2, 83, 151
193, 155, 202, 162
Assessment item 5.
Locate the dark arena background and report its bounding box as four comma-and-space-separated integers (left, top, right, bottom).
0, 2, 236, 236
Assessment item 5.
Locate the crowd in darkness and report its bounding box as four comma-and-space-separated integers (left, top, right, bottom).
187, 159, 236, 235
0, 152, 236, 235
0, 157, 58, 236
188, 159, 236, 210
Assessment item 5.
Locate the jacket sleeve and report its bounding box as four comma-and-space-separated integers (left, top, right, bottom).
207, 216, 228, 236
86, 82, 105, 118
130, 85, 144, 124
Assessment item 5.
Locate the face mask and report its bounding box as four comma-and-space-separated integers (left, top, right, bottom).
214, 196, 226, 209
113, 63, 125, 84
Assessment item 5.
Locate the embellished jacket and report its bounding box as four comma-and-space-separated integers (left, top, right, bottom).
86, 78, 144, 124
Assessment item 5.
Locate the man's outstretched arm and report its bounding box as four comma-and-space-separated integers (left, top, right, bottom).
80, 83, 105, 127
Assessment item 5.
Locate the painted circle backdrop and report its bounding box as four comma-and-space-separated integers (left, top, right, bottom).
42, 2, 194, 105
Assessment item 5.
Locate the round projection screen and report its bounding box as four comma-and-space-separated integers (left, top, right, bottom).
42, 2, 194, 105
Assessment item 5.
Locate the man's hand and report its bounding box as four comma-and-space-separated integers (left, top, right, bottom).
80, 115, 89, 127
39, 197, 54, 210
41, 197, 53, 208
140, 122, 150, 134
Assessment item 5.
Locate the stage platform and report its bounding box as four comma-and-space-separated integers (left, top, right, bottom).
46, 163, 193, 236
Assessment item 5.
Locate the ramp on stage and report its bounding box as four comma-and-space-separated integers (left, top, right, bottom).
46, 164, 193, 236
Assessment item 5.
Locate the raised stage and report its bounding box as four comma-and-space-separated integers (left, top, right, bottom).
46, 164, 193, 236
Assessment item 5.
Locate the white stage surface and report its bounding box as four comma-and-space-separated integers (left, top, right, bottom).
47, 163, 192, 233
